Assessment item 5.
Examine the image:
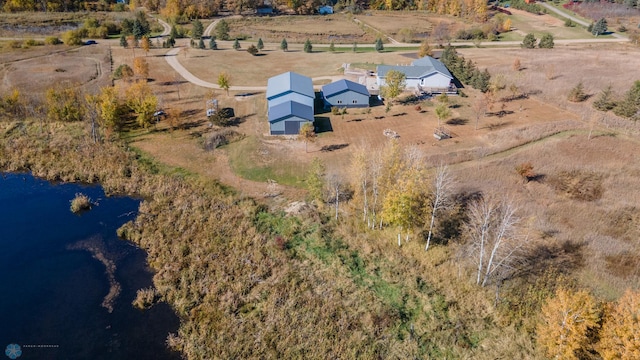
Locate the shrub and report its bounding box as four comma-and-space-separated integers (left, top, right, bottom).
113, 64, 134, 80
521, 33, 537, 49
247, 44, 258, 55
132, 287, 158, 309
45, 36, 62, 45
304, 39, 312, 53
516, 162, 536, 182
70, 193, 92, 213
62, 30, 83, 46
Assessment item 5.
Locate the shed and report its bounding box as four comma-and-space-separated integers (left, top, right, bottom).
268, 100, 314, 135
322, 79, 370, 108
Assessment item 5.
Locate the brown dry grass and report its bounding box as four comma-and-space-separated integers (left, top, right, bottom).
178, 43, 411, 85
228, 14, 376, 44
357, 11, 464, 39
112, 39, 640, 299
0, 44, 111, 94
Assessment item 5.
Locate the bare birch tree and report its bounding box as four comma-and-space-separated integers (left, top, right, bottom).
326, 172, 345, 221
466, 196, 524, 287
425, 164, 454, 251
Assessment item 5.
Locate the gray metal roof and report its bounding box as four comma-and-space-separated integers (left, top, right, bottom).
268, 100, 314, 123
322, 79, 369, 98
266, 71, 315, 100
377, 56, 453, 80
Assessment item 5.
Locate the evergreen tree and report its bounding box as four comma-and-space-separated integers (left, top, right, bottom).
257, 38, 264, 51
521, 33, 537, 48
198, 38, 205, 49
170, 25, 179, 39
539, 33, 554, 48
168, 36, 175, 48
568, 81, 588, 102
593, 85, 616, 111
304, 39, 313, 53
375, 38, 384, 52
216, 19, 230, 40
352, 42, 358, 52
192, 19, 204, 39
329, 40, 335, 52
120, 34, 128, 48
209, 37, 217, 50
233, 39, 241, 50
592, 18, 608, 36
280, 38, 288, 51
613, 80, 640, 118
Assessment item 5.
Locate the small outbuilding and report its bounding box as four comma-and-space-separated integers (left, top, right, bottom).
268, 100, 314, 135
321, 79, 370, 108
318, 5, 333, 14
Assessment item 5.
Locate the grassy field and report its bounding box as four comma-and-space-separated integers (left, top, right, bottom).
227, 14, 377, 44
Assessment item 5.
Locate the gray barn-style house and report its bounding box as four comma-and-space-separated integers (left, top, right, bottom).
377, 56, 454, 93
266, 71, 315, 135
321, 79, 370, 108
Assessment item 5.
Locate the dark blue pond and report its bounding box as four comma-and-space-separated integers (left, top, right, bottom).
0, 173, 180, 360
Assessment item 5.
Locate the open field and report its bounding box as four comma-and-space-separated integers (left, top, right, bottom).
506, 8, 593, 40
0, 43, 111, 94
227, 14, 378, 44
355, 11, 465, 41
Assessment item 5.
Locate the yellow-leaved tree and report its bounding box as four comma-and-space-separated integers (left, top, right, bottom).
133, 57, 149, 81
598, 289, 640, 360
125, 82, 157, 128
536, 288, 601, 360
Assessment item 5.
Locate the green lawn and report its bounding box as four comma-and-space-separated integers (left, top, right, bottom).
226, 135, 309, 187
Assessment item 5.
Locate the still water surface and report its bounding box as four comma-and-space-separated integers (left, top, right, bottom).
0, 173, 180, 360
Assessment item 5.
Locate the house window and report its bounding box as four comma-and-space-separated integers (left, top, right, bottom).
352, 100, 357, 104
337, 100, 342, 104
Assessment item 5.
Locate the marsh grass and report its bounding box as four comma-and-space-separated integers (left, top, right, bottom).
70, 192, 92, 213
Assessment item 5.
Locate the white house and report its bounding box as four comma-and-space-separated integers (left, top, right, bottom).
377, 56, 454, 93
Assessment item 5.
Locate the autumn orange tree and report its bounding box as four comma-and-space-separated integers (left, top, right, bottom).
536, 287, 601, 360
133, 57, 150, 81
598, 289, 640, 360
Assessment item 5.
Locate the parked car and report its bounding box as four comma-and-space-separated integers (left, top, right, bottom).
85, 40, 97, 45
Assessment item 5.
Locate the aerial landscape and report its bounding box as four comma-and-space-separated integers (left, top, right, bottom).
0, 0, 639, 358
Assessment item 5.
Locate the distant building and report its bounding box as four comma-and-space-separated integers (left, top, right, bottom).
321, 79, 369, 108
318, 5, 333, 14
266, 71, 315, 135
256, 5, 274, 15
377, 56, 454, 93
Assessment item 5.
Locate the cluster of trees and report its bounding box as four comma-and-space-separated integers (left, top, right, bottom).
509, 0, 543, 14
537, 287, 640, 359
593, 81, 640, 120
304, 142, 532, 288
521, 33, 554, 49
440, 46, 491, 92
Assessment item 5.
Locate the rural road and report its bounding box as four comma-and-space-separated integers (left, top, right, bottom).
538, 2, 626, 39
156, 13, 628, 91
